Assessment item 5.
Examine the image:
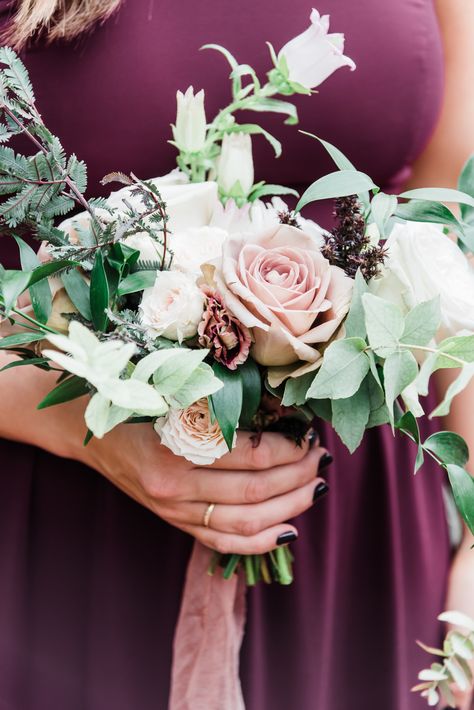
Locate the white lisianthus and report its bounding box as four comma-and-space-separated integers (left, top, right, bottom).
370, 222, 474, 338
217, 133, 254, 198
277, 8, 355, 91
171, 226, 228, 276
172, 86, 207, 153
154, 398, 232, 465
139, 270, 205, 342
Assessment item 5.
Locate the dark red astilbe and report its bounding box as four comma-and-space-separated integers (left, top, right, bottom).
198, 287, 252, 370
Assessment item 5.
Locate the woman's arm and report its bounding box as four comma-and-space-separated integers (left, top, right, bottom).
408, 3, 474, 706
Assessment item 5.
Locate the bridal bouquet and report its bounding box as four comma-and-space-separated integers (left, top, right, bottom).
0, 9, 474, 599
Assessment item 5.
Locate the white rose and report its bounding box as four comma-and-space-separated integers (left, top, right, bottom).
370, 221, 474, 337
107, 173, 220, 233
139, 270, 205, 342
171, 226, 228, 276
278, 8, 356, 90
217, 133, 254, 197
172, 86, 207, 153
154, 399, 231, 465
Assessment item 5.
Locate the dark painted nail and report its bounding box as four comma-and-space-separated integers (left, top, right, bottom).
318, 453, 333, 471
313, 482, 329, 503
308, 429, 319, 450
276, 531, 298, 546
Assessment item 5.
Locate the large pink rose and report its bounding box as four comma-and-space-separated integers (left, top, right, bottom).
212, 224, 353, 366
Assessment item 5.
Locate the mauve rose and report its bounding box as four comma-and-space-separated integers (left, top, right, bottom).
198, 287, 252, 370
211, 224, 353, 366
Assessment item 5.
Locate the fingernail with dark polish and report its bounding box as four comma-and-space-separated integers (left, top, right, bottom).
318, 453, 333, 471
313, 482, 329, 503
308, 429, 319, 450
276, 531, 298, 546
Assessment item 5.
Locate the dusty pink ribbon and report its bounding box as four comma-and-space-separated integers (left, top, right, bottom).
169, 542, 247, 710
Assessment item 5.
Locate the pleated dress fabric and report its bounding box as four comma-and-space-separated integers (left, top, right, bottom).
0, 1, 450, 708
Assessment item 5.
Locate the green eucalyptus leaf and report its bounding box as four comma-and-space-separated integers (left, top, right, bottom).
296, 170, 377, 213
395, 411, 424, 472
383, 349, 418, 427
90, 251, 109, 332
152, 349, 208, 395
430, 365, 474, 418
210, 363, 243, 450
423, 431, 469, 467
307, 398, 332, 423
332, 377, 371, 453
370, 192, 398, 238
362, 293, 405, 356
400, 297, 441, 347
167, 363, 223, 409
282, 371, 314, 407
458, 155, 474, 223
14, 236, 52, 323
446, 465, 474, 535
61, 269, 91, 321
307, 337, 370, 400
345, 270, 369, 339
399, 187, 474, 209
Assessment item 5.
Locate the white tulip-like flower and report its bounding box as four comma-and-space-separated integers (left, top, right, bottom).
278, 8, 355, 91
217, 133, 254, 197
139, 270, 205, 342
172, 86, 207, 153
171, 225, 228, 276
155, 399, 233, 465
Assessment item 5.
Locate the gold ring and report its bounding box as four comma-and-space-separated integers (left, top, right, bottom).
203, 503, 216, 528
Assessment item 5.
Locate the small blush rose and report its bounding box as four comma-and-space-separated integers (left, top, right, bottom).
210, 223, 353, 366
154, 399, 231, 465
198, 287, 252, 370
139, 270, 205, 342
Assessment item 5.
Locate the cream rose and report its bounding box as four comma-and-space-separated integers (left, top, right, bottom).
139, 271, 205, 342
154, 399, 231, 465
211, 223, 353, 366
171, 226, 228, 276
370, 222, 474, 338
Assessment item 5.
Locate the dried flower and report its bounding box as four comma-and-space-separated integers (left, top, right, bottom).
322, 195, 386, 280
198, 287, 251, 370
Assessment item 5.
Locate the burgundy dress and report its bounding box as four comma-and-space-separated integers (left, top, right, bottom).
0, 1, 450, 709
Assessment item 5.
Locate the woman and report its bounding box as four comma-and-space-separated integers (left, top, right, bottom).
0, 1, 473, 708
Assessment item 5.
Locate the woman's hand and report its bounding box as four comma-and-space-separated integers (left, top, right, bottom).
0, 350, 329, 554
84, 423, 329, 554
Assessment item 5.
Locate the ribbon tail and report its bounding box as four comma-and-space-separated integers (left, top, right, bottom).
169, 541, 247, 710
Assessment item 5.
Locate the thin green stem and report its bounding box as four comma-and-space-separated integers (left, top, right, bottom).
11, 307, 59, 335
398, 342, 467, 367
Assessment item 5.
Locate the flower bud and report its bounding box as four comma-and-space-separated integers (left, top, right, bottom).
217, 133, 254, 198
172, 86, 207, 153
276, 9, 355, 92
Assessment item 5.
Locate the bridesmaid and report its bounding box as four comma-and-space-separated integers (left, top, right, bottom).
0, 1, 473, 709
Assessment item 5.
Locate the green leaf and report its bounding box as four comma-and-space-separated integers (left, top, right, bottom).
1, 270, 31, 312
400, 297, 441, 347
307, 337, 370, 400
370, 192, 398, 238
395, 201, 474, 249
117, 270, 157, 297
210, 363, 243, 450
239, 359, 261, 428
423, 431, 469, 467
14, 236, 52, 324
458, 155, 474, 223
307, 398, 332, 422
247, 97, 299, 125
37, 375, 89, 409
345, 270, 369, 339
362, 293, 405, 356
395, 411, 424, 472
332, 377, 371, 453
248, 183, 299, 202
61, 269, 92, 321
446, 464, 474, 535
0, 356, 49, 372
430, 364, 474, 418
399, 187, 474, 209
169, 363, 223, 409
296, 170, 377, 212
282, 371, 314, 407
383, 350, 418, 427
233, 124, 282, 158
152, 350, 208, 394
90, 251, 109, 332
0, 331, 45, 348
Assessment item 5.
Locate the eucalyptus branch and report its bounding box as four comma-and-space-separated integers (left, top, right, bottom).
399, 342, 467, 368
